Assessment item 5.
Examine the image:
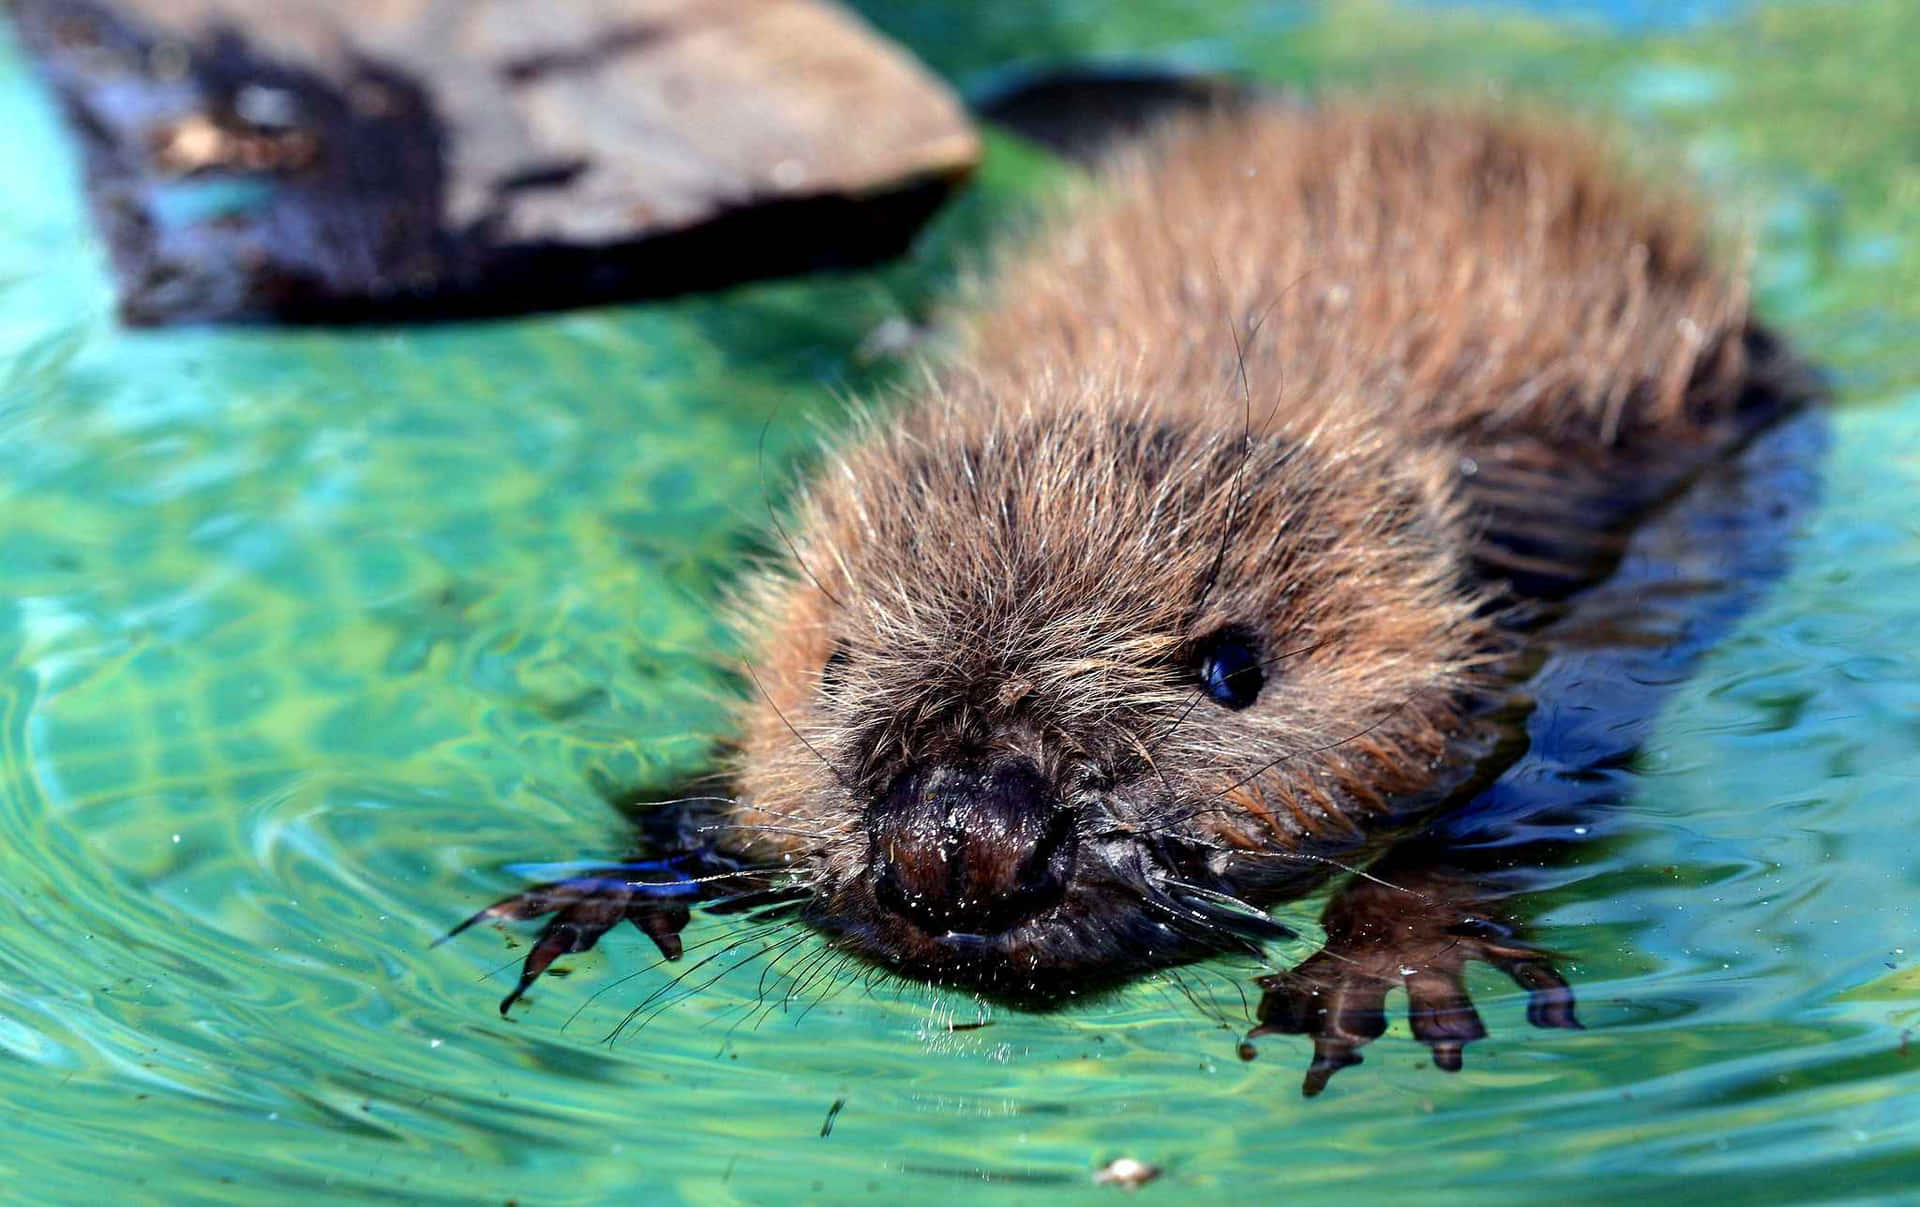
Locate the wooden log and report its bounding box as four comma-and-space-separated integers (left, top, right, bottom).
8, 0, 980, 323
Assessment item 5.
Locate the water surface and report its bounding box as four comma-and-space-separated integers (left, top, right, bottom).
1, 1, 1916, 1201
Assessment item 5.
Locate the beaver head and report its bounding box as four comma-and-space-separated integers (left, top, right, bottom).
727, 394, 1484, 1005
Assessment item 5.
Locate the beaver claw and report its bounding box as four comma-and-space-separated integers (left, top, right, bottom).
437, 868, 698, 1015
1245, 913, 1580, 1096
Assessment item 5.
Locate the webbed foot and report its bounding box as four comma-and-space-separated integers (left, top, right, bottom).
1244, 894, 1579, 1095
438, 866, 699, 1014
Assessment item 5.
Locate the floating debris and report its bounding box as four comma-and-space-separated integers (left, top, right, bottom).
1094, 1157, 1161, 1189
819, 1097, 846, 1138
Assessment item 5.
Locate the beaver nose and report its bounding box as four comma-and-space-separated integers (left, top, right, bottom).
869, 757, 1077, 937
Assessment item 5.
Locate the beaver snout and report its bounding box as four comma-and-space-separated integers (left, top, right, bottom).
868, 757, 1077, 937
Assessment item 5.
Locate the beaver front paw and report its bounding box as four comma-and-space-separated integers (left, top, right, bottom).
1243, 912, 1580, 1096
438, 866, 699, 1015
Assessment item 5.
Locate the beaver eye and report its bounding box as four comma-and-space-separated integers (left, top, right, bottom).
1195, 630, 1263, 710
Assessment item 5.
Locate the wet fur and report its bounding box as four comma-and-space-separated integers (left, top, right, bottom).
718, 99, 1796, 1003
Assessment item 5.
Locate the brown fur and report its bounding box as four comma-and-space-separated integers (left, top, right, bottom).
717, 99, 1779, 997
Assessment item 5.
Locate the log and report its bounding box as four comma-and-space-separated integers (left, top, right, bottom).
8, 0, 980, 323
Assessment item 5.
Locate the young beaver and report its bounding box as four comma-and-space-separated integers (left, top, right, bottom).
448, 99, 1808, 1056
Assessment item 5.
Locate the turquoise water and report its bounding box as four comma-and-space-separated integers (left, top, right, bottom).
2, 1, 1917, 1201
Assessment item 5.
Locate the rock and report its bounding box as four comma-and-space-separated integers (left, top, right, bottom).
9, 0, 979, 324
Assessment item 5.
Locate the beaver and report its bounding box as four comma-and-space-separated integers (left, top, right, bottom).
445, 98, 1811, 1082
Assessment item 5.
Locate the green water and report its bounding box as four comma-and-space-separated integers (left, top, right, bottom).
2, 1, 1916, 1201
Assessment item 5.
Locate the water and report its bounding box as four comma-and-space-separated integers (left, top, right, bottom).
2, 1, 1916, 1200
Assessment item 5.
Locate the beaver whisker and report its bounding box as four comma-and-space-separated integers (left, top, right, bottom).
698, 821, 845, 842
622, 793, 743, 811
478, 950, 530, 985
791, 945, 862, 1014
1158, 964, 1254, 1028
781, 935, 844, 1003
754, 931, 814, 1011
1137, 892, 1265, 954
616, 918, 806, 1026
1193, 960, 1259, 1024
1096, 715, 1180, 815
1246, 276, 1312, 434
711, 947, 803, 1043
743, 660, 853, 788
1123, 805, 1423, 900
659, 863, 807, 887
711, 800, 842, 827
1251, 635, 1338, 674
703, 886, 817, 918
695, 928, 826, 1037
1154, 882, 1297, 943
1209, 700, 1417, 805
608, 925, 814, 1044
759, 398, 846, 611
741, 933, 841, 1032
1144, 681, 1212, 758
806, 953, 868, 1024
1123, 699, 1417, 843
1156, 878, 1297, 940
1185, 294, 1259, 630
1145, 635, 1340, 757
563, 919, 791, 1032
784, 943, 856, 1018
1150, 967, 1201, 1020
1234, 850, 1427, 898
702, 803, 863, 846
1160, 825, 1427, 901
